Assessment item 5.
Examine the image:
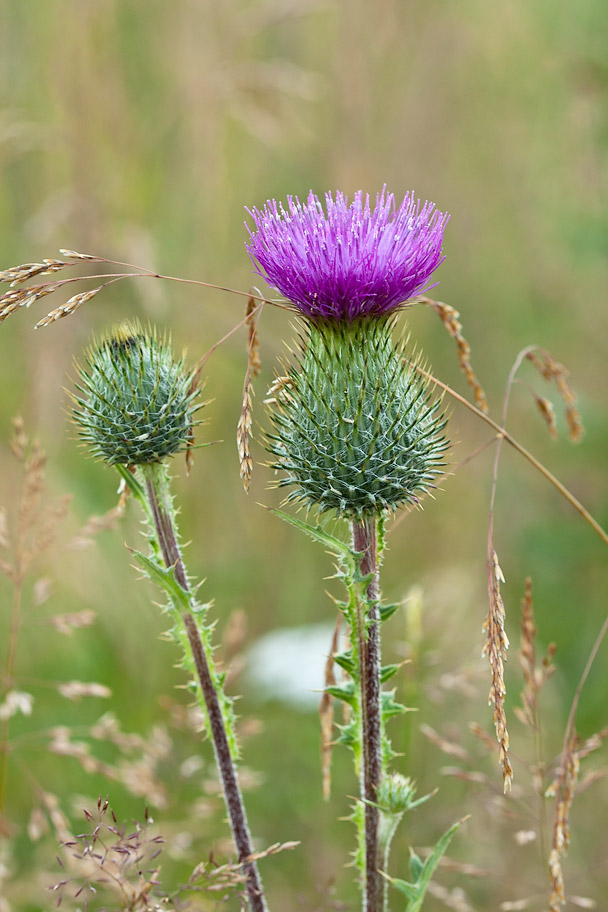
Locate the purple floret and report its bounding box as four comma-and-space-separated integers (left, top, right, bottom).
246, 188, 448, 322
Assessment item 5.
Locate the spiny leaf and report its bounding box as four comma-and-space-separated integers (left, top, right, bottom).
388, 818, 464, 912
380, 663, 400, 684
325, 683, 357, 707
268, 508, 356, 562
333, 649, 356, 675
379, 602, 401, 622
129, 548, 191, 614
381, 690, 411, 719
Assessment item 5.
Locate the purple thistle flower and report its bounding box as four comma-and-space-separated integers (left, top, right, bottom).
246, 187, 448, 322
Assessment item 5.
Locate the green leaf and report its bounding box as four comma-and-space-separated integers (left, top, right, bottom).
390, 878, 418, 901
380, 663, 400, 683
268, 508, 355, 562
389, 819, 464, 911
130, 548, 191, 613
325, 683, 356, 706
333, 649, 356, 675
409, 851, 424, 880
379, 602, 401, 622
381, 690, 411, 719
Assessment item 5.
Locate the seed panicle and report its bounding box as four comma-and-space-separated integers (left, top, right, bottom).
425, 298, 488, 413
236, 294, 263, 492
516, 578, 556, 732
549, 731, 580, 911
0, 259, 69, 286
35, 286, 103, 328
237, 371, 254, 492
526, 349, 583, 443
482, 550, 513, 792
59, 249, 103, 261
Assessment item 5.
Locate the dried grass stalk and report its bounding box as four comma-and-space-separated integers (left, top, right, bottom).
424, 297, 488, 412
526, 350, 583, 443
319, 614, 342, 800
246, 292, 262, 378
482, 550, 513, 792
549, 730, 580, 911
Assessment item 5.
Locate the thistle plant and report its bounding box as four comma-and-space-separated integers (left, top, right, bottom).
72, 323, 269, 912
247, 189, 458, 911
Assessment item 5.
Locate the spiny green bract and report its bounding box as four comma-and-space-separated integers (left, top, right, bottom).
73, 323, 201, 466
266, 318, 448, 518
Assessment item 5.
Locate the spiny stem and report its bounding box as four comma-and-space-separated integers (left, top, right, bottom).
141, 465, 268, 912
353, 516, 383, 912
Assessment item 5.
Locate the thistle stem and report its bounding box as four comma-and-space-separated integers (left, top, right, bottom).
352, 516, 383, 912
141, 464, 268, 912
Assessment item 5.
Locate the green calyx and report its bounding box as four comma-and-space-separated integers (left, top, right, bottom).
266, 318, 448, 518
73, 322, 201, 466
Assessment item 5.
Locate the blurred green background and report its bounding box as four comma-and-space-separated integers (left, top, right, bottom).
0, 1, 606, 909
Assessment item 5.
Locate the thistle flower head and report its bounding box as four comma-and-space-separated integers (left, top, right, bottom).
73, 322, 201, 466
246, 188, 448, 322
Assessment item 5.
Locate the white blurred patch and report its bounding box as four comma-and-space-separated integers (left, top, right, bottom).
245, 623, 336, 709
0, 690, 33, 720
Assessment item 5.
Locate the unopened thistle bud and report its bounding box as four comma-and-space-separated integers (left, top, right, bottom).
377, 773, 417, 816
247, 189, 449, 518
73, 322, 201, 466
267, 319, 447, 517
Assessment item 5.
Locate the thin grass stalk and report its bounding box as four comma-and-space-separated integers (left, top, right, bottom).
352, 515, 383, 912
141, 464, 268, 912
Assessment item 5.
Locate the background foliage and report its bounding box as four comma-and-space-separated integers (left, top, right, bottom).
0, 1, 606, 909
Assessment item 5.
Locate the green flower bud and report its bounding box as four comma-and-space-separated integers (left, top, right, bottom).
377, 773, 417, 815
73, 322, 201, 466
266, 318, 447, 518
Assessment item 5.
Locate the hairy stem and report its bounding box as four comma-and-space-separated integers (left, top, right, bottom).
141, 464, 268, 912
352, 516, 383, 912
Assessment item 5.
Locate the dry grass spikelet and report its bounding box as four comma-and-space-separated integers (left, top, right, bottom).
59, 248, 103, 261
35, 286, 103, 328
549, 731, 580, 911
525, 349, 583, 443
237, 373, 254, 492
236, 293, 263, 492
516, 578, 556, 732
69, 504, 124, 550
424, 297, 488, 413
264, 374, 293, 406
482, 550, 513, 792
533, 395, 558, 439
0, 282, 63, 324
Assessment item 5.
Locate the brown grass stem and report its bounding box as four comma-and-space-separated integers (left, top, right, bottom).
352, 516, 383, 912
414, 365, 608, 548
141, 466, 269, 912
